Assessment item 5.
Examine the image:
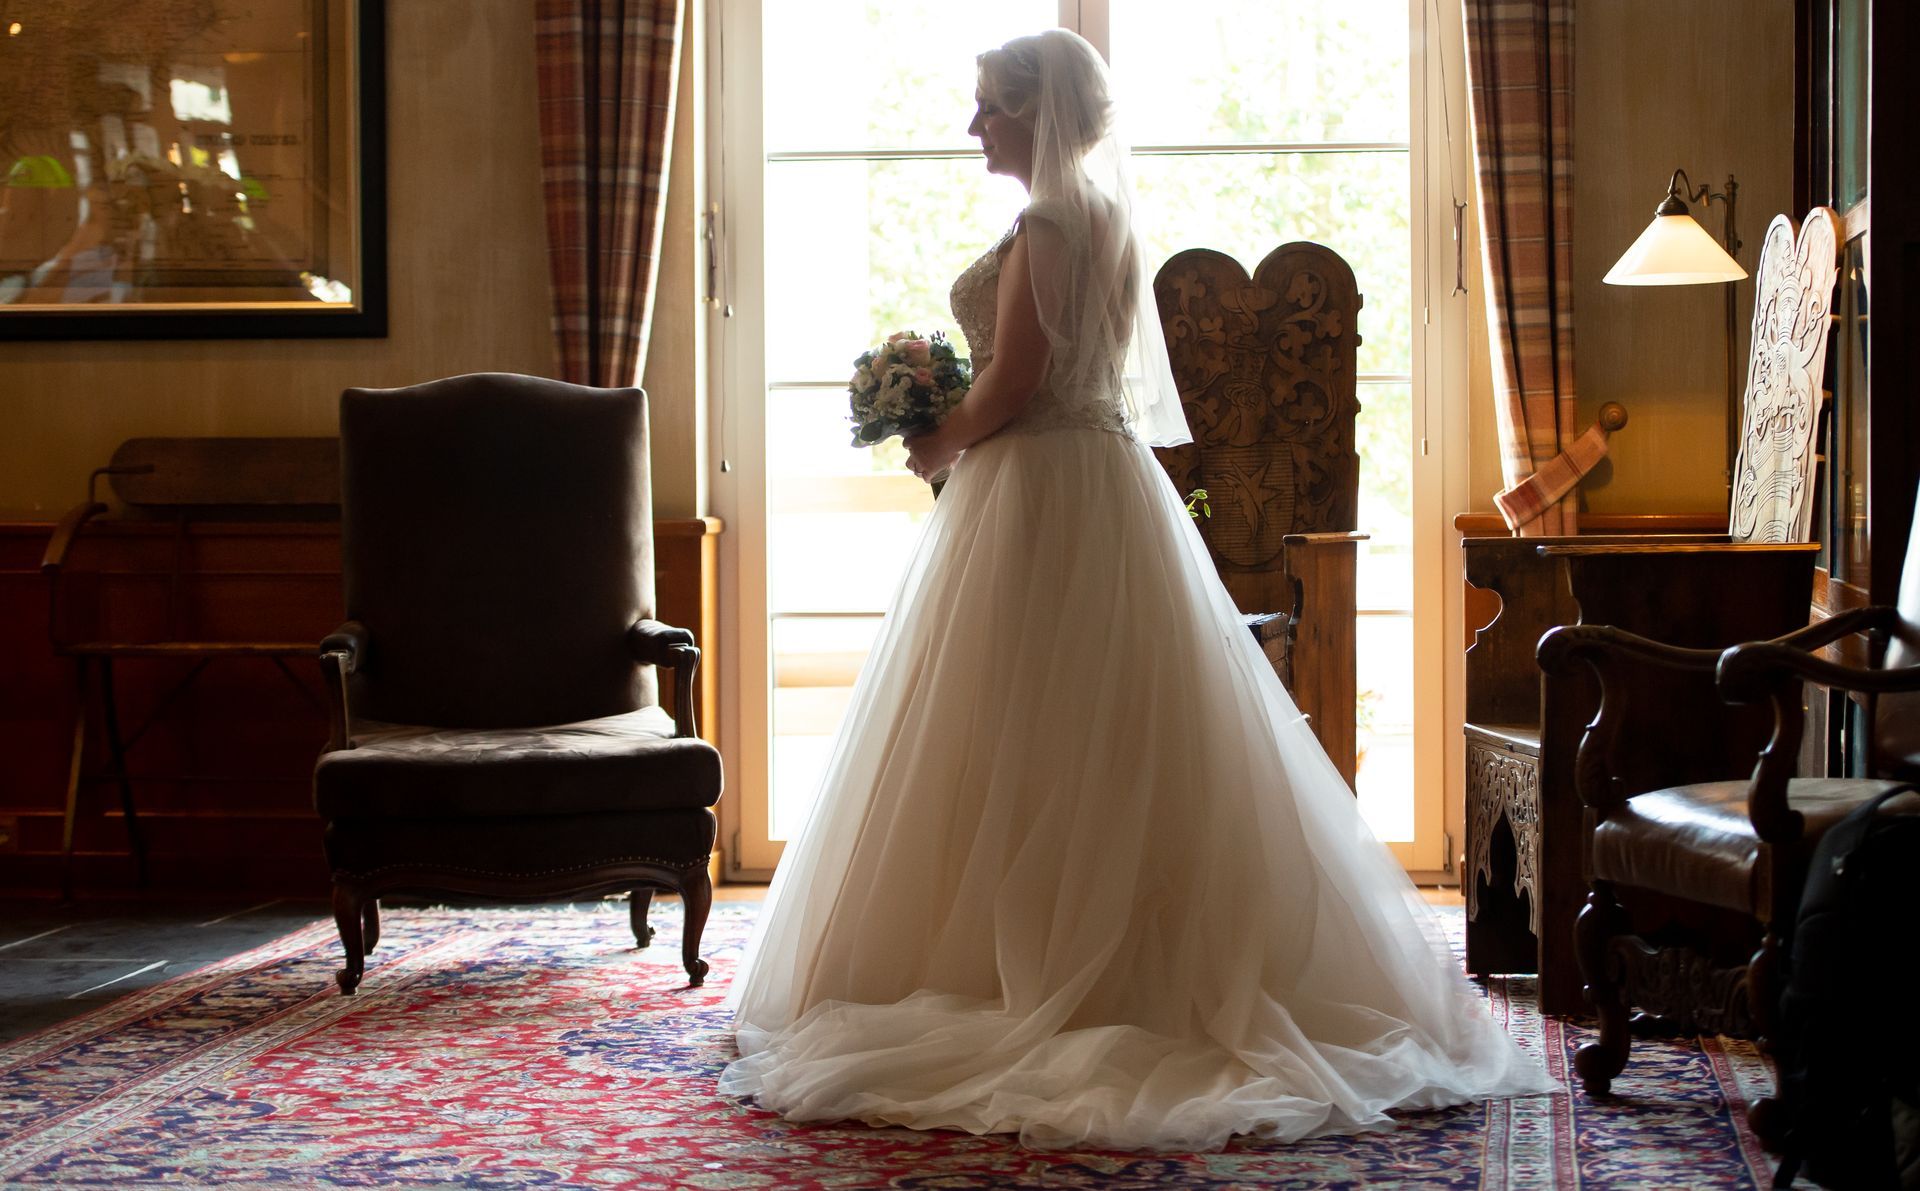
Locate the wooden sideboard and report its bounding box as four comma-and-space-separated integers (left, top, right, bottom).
1457, 512, 1731, 1015
0, 515, 721, 899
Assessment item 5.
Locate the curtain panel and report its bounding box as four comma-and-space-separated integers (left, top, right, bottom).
1463, 0, 1590, 535
536, 0, 685, 389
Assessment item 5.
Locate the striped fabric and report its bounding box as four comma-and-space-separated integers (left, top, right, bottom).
1464, 0, 1593, 535
536, 0, 685, 389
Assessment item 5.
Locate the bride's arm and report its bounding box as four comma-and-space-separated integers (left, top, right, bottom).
905, 232, 1052, 476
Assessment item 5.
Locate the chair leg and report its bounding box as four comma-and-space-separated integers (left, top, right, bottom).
680, 868, 712, 987
59, 659, 91, 903
96, 659, 148, 887
362, 899, 381, 953
331, 883, 366, 995
629, 888, 656, 948
1573, 882, 1633, 1097
1744, 930, 1788, 1146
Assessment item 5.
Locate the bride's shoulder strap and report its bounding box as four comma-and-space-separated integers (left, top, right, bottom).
1016, 197, 1088, 243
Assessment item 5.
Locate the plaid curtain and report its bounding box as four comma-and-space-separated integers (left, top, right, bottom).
535, 0, 685, 388
1464, 0, 1592, 535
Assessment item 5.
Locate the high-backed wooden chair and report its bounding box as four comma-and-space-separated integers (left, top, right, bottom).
1462, 208, 1845, 1016
1153, 243, 1367, 786
313, 374, 722, 994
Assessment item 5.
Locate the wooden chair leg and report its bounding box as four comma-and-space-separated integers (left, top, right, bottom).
331, 883, 366, 995
1573, 882, 1633, 1097
362, 899, 381, 953
680, 869, 712, 987
1744, 930, 1788, 1146
59, 659, 91, 902
96, 659, 147, 886
629, 888, 656, 948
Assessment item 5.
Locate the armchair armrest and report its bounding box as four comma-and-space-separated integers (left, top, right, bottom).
1718, 610, 1920, 701
628, 618, 701, 738
40, 501, 108, 575
319, 621, 367, 752
1536, 622, 1723, 676
1720, 604, 1910, 676
1537, 624, 1729, 814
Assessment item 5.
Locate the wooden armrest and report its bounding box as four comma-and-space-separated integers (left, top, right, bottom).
1535, 623, 1722, 676
1719, 638, 1920, 701
320, 620, 368, 672
1282, 531, 1369, 547
1750, 604, 1907, 657
319, 621, 367, 752
627, 618, 697, 666
40, 501, 108, 574
628, 618, 701, 739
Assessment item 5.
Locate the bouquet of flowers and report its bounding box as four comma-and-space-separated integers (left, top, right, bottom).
847, 331, 971, 448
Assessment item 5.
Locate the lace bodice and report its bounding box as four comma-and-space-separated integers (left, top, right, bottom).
949, 216, 1132, 439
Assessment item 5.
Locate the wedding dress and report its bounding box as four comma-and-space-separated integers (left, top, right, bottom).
719, 219, 1557, 1150
720, 30, 1556, 1153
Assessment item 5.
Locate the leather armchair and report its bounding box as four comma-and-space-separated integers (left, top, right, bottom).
1538, 487, 1920, 1100
313, 373, 723, 995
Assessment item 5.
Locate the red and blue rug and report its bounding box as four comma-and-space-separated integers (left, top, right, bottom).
0, 902, 1775, 1188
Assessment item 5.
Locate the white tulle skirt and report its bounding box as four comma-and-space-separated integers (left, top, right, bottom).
721, 426, 1557, 1151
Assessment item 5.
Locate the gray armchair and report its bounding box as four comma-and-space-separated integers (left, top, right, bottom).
313, 373, 723, 995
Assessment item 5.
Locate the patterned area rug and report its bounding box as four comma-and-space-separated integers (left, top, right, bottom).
0, 902, 1776, 1188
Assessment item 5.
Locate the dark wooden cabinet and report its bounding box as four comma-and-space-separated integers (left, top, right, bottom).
0, 516, 721, 898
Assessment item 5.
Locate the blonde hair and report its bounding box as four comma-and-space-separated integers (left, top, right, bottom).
976, 31, 1113, 157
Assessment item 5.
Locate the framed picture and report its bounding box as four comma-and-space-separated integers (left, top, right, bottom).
0, 0, 386, 339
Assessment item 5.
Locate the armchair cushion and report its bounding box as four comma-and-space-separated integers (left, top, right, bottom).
314, 706, 722, 819
1592, 779, 1911, 913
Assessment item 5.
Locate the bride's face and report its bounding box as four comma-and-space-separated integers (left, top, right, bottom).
968, 92, 1034, 182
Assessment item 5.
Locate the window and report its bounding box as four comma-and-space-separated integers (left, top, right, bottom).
717, 0, 1451, 877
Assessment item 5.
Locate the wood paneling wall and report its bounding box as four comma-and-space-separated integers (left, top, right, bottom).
0, 518, 721, 900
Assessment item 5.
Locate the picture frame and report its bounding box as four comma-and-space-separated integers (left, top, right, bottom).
0, 0, 386, 340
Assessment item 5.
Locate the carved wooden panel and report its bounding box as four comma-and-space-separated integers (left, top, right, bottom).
1608, 937, 1755, 1038
1152, 244, 1361, 616
1465, 740, 1542, 935
1729, 208, 1844, 544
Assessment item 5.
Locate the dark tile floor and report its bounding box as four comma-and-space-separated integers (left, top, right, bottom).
0, 898, 330, 1044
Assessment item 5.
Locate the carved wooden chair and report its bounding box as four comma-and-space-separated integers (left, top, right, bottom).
1539, 480, 1920, 1103
1462, 207, 1846, 1016
1153, 243, 1367, 786
313, 374, 723, 994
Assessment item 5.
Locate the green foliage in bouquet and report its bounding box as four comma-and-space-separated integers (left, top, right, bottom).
848, 330, 972, 447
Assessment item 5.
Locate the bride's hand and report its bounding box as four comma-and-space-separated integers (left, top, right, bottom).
904, 430, 960, 483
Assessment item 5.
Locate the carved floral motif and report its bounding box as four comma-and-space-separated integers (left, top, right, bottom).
1465, 742, 1542, 934
1153, 245, 1361, 572
1606, 936, 1755, 1038
1730, 208, 1843, 545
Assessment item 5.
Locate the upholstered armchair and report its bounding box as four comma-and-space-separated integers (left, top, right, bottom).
1538, 487, 1920, 1100
313, 373, 723, 995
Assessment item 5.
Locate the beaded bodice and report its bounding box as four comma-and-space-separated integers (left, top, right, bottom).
949, 216, 1131, 439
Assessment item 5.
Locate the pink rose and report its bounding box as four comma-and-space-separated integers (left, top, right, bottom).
904, 339, 932, 366
913, 367, 934, 385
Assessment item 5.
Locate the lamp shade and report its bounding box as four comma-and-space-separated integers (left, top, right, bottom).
1604, 213, 1748, 285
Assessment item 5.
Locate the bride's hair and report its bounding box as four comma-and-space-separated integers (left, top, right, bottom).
976, 31, 1113, 158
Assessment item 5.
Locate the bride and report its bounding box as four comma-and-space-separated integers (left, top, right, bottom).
720, 28, 1557, 1152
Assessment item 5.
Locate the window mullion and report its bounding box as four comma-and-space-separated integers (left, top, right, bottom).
1072, 0, 1109, 59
